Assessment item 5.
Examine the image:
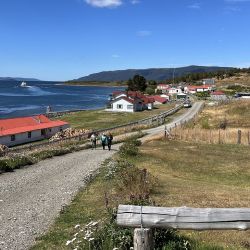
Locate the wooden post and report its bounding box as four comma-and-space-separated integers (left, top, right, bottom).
164, 125, 167, 139
134, 228, 153, 250
248, 131, 250, 145
238, 130, 242, 145
218, 130, 221, 144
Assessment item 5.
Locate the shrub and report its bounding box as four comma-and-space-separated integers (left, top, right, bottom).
219, 118, 228, 130
115, 167, 156, 203
0, 159, 14, 172
119, 138, 141, 157
201, 117, 210, 129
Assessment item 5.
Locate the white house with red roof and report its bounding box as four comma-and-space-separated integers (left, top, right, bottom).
110, 91, 154, 112
0, 115, 69, 146
184, 85, 215, 94
210, 91, 227, 101
156, 84, 170, 93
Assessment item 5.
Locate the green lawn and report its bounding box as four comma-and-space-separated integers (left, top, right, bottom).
55, 104, 175, 130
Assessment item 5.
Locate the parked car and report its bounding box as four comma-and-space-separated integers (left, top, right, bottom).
183, 100, 192, 108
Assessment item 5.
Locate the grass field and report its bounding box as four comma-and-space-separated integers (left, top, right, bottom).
56, 104, 176, 130
31, 137, 250, 250
192, 100, 250, 129
134, 139, 250, 249
217, 73, 250, 87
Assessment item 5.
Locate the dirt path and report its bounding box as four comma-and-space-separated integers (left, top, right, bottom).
0, 102, 204, 250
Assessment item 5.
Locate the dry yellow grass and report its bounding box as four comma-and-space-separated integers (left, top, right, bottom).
193, 100, 250, 129
171, 127, 250, 146
217, 73, 250, 87
136, 139, 250, 249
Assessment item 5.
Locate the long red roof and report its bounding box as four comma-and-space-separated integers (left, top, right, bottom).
0, 115, 68, 136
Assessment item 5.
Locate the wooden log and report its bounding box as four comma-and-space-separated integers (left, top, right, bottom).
117, 205, 250, 231
134, 228, 153, 250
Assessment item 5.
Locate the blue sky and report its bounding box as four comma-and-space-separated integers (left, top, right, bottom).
0, 0, 250, 81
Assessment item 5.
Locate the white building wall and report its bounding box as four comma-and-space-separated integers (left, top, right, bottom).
0, 124, 70, 147
112, 99, 135, 112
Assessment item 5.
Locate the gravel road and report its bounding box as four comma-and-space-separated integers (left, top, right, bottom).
0, 101, 203, 250
0, 146, 118, 250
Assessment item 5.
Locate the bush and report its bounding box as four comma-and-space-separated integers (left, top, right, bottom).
119, 142, 139, 157
116, 166, 156, 203
219, 118, 228, 130
119, 138, 141, 157
201, 117, 210, 129
0, 159, 14, 172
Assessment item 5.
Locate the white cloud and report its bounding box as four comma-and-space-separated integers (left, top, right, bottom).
136, 30, 152, 37
131, 0, 140, 4
112, 54, 120, 58
85, 0, 122, 8
188, 3, 201, 9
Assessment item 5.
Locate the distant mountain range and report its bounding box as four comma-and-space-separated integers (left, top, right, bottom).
73, 65, 233, 82
0, 77, 40, 81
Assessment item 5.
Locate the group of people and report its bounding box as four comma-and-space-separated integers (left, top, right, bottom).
90, 132, 113, 151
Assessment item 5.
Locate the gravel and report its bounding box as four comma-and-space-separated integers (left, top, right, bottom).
0, 146, 118, 250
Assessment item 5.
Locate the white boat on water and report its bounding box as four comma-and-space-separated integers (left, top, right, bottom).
20, 81, 27, 87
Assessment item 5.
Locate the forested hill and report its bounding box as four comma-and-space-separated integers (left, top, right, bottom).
73, 66, 233, 81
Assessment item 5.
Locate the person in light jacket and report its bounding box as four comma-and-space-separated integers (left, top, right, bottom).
101, 133, 108, 150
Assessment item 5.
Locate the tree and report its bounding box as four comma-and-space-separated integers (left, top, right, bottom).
145, 87, 155, 95
127, 75, 147, 92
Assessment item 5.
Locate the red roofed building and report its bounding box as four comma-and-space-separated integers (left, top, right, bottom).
152, 96, 168, 104
109, 91, 154, 112
210, 91, 227, 101
184, 85, 215, 94
0, 115, 69, 146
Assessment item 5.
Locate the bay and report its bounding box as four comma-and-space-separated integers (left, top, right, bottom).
0, 81, 124, 118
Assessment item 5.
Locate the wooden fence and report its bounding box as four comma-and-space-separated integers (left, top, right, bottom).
117, 205, 250, 250
1, 104, 183, 157
170, 128, 250, 146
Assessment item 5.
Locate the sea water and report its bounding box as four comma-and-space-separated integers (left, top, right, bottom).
0, 81, 124, 118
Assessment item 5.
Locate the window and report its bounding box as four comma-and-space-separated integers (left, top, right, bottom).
11, 135, 15, 141
28, 132, 32, 138
127, 105, 133, 109
41, 129, 46, 136
117, 104, 123, 109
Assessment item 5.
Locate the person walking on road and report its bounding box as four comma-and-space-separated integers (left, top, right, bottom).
90, 132, 97, 149
101, 133, 108, 150
107, 133, 113, 151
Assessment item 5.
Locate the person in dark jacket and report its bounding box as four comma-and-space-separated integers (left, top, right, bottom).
107, 133, 113, 151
